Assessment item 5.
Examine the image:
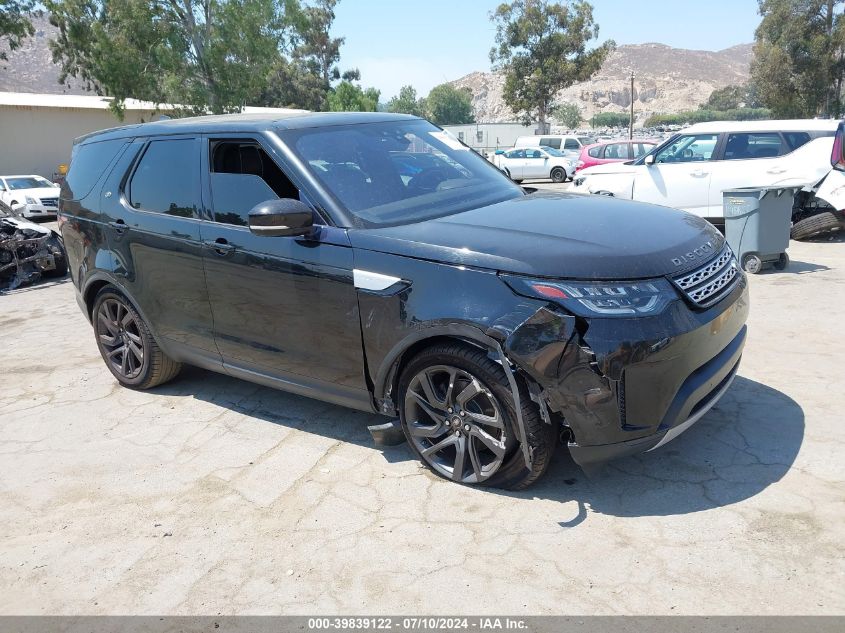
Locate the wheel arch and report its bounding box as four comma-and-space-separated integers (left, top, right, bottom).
82, 275, 163, 349
372, 324, 502, 415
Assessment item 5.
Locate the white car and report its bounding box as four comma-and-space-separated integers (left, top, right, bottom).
494, 147, 577, 183
0, 175, 61, 219
570, 119, 840, 230
514, 134, 595, 152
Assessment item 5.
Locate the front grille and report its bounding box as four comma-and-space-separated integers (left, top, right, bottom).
40, 197, 58, 208
672, 243, 740, 308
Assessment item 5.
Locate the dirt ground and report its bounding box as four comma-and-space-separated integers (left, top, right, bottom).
1, 230, 843, 615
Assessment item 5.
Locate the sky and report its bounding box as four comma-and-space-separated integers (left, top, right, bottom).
332, 0, 762, 101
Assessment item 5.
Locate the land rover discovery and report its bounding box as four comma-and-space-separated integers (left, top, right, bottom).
59, 113, 748, 489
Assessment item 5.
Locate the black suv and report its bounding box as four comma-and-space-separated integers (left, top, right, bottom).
59, 113, 748, 489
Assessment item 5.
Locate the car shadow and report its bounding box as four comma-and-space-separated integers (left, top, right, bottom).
771, 259, 830, 274
154, 370, 803, 519
509, 375, 804, 522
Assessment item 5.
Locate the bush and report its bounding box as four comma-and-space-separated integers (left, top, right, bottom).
644, 108, 772, 127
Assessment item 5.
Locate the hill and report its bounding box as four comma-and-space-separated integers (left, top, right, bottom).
449, 43, 755, 125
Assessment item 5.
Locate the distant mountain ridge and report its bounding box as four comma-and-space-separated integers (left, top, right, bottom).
450, 43, 755, 125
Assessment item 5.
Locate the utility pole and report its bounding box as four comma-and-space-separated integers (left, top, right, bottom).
629, 72, 634, 140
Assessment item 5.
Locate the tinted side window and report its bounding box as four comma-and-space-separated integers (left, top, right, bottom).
604, 143, 627, 159
563, 138, 579, 150
587, 146, 601, 158
784, 132, 811, 151
724, 132, 785, 160
654, 134, 718, 163
527, 149, 543, 158
65, 139, 127, 200
208, 141, 300, 226
633, 143, 652, 158
539, 138, 561, 149
128, 139, 199, 217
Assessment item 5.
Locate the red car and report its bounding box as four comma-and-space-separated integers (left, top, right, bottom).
575, 140, 657, 173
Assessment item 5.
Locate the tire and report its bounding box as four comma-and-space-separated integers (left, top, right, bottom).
397, 342, 556, 490
92, 287, 181, 389
550, 167, 566, 183
774, 252, 789, 271
790, 211, 844, 240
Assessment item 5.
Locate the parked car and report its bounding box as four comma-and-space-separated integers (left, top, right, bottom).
570, 119, 840, 234
0, 174, 61, 219
576, 139, 658, 173
513, 134, 595, 152
493, 146, 576, 182
60, 112, 748, 489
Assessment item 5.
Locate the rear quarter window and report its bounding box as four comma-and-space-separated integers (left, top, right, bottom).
784, 132, 812, 151
64, 139, 127, 200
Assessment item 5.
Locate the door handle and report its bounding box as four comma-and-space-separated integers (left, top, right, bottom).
690, 170, 708, 178
203, 238, 235, 256
108, 220, 128, 233
767, 167, 787, 174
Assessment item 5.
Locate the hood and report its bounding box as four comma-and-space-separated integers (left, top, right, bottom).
579, 162, 639, 176
348, 191, 724, 280
0, 214, 51, 234
18, 187, 61, 199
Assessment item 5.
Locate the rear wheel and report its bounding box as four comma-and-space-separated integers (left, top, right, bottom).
790, 211, 843, 240
398, 342, 556, 489
93, 288, 181, 389
550, 167, 566, 183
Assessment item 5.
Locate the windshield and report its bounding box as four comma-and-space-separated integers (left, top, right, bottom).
4, 176, 54, 190
287, 120, 523, 228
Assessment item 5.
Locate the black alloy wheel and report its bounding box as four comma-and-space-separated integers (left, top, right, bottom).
96, 297, 145, 380
403, 364, 509, 484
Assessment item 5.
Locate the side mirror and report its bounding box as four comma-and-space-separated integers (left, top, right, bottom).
831, 121, 845, 171
644, 154, 655, 166
248, 198, 314, 237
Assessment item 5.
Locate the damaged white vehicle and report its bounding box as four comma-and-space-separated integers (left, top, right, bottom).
570, 119, 845, 240
0, 200, 67, 290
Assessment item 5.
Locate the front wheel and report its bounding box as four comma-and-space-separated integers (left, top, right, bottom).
398, 342, 556, 489
93, 287, 181, 389
550, 167, 566, 183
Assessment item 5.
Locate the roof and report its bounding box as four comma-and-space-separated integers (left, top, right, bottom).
0, 91, 308, 116
683, 119, 841, 133
77, 111, 423, 144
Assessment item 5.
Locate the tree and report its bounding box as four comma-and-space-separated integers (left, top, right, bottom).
751, 0, 845, 118
46, 0, 301, 117
387, 85, 424, 116
490, 0, 613, 129
589, 111, 628, 128
327, 80, 379, 111
424, 83, 474, 125
0, 0, 34, 60
552, 101, 582, 128
702, 84, 752, 111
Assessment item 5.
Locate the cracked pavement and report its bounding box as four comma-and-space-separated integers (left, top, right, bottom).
0, 234, 843, 615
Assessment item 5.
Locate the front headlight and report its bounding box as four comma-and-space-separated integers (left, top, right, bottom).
501, 275, 677, 317
25, 195, 37, 204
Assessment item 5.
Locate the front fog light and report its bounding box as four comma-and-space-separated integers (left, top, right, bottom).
502, 275, 677, 317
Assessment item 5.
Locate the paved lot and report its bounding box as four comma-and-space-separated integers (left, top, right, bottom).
1, 230, 843, 615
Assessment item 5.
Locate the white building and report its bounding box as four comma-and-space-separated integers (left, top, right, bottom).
0, 92, 304, 179
442, 122, 536, 153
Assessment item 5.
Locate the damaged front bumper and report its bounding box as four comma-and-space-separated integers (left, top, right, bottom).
500, 275, 749, 470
